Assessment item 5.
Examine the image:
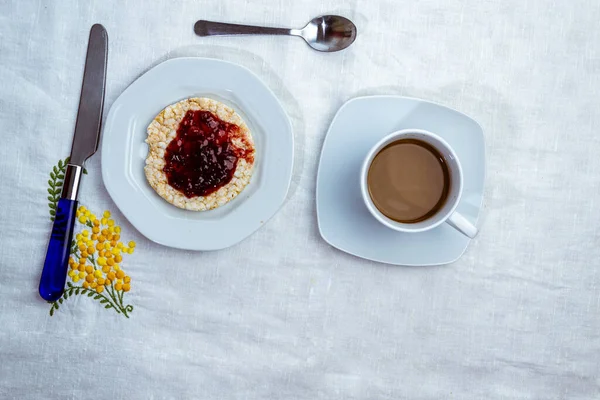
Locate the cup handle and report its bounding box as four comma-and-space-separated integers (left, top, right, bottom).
447, 211, 478, 238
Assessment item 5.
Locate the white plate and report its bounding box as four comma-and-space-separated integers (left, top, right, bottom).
316, 95, 485, 266
101, 57, 294, 250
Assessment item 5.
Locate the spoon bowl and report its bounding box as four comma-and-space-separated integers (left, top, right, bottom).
296, 15, 357, 52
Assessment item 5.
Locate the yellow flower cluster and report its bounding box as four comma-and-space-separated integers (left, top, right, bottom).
67, 207, 135, 294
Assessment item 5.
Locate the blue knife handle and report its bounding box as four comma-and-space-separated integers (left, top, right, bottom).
39, 198, 78, 302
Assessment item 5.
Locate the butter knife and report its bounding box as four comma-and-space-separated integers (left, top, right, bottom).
39, 24, 108, 302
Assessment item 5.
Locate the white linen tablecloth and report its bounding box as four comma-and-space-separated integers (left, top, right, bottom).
1, 0, 599, 398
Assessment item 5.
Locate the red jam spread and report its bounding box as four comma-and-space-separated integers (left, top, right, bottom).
163, 110, 252, 198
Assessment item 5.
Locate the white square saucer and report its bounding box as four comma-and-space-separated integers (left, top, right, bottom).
316, 96, 485, 266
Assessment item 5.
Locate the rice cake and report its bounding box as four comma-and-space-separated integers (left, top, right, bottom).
144, 97, 255, 211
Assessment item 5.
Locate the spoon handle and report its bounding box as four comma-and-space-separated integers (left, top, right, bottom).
194, 20, 292, 36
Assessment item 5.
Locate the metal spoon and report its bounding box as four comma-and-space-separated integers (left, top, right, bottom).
194, 15, 357, 52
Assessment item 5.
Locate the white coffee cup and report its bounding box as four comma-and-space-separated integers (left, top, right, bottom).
360, 129, 477, 238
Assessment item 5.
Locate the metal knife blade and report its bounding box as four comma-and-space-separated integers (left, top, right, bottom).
68, 24, 108, 166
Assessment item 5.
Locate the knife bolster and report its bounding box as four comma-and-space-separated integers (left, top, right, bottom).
61, 164, 83, 201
